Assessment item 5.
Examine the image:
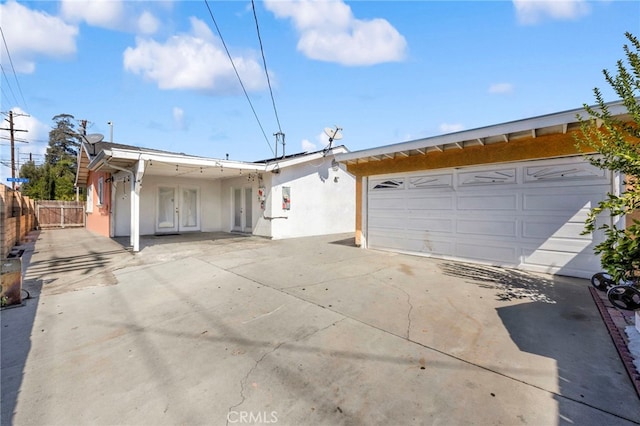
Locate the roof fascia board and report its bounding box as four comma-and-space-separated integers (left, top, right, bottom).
263, 146, 348, 171
88, 147, 268, 172
336, 100, 629, 163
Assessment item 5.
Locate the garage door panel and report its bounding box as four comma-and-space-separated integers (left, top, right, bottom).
523, 193, 599, 211
457, 241, 519, 264
369, 231, 455, 256
369, 217, 405, 230
524, 162, 606, 183
522, 220, 592, 240
407, 217, 454, 233
407, 195, 454, 210
458, 168, 517, 186
457, 194, 517, 211
366, 157, 610, 278
457, 219, 517, 237
369, 197, 405, 210
522, 247, 598, 273
404, 235, 455, 256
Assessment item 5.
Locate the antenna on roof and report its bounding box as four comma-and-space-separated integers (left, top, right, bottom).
274, 131, 285, 158
323, 126, 343, 154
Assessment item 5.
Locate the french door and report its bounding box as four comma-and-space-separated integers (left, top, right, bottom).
157, 186, 200, 233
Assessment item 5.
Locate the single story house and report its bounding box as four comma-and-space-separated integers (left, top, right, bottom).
336, 101, 632, 279
75, 140, 355, 251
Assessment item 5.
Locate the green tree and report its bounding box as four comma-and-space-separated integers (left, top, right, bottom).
18, 114, 80, 200
575, 32, 640, 284
18, 160, 45, 199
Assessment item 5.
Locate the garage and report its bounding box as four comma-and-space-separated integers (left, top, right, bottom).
337, 102, 630, 279
365, 156, 611, 278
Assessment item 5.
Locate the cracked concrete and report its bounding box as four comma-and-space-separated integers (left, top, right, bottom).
2, 229, 639, 425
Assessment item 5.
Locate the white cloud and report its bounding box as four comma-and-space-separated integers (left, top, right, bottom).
439, 123, 465, 134
513, 0, 591, 25
302, 139, 317, 152
264, 0, 407, 66
172, 107, 186, 130
60, 0, 125, 29
301, 129, 335, 152
0, 1, 78, 73
137, 11, 160, 35
61, 0, 161, 35
123, 17, 268, 93
488, 82, 514, 94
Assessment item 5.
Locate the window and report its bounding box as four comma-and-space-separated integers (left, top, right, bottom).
87, 183, 94, 213
372, 179, 404, 190
282, 186, 291, 210
97, 177, 104, 206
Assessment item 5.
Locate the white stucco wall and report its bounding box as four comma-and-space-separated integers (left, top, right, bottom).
110, 154, 354, 239
267, 155, 355, 239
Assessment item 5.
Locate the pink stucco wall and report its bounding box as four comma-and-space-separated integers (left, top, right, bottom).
85, 171, 111, 237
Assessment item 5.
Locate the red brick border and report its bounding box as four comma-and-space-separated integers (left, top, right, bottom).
589, 286, 640, 399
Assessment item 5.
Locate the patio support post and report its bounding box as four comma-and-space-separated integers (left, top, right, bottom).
132, 160, 145, 252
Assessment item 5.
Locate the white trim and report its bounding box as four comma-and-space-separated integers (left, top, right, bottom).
361, 176, 368, 249
86, 183, 94, 213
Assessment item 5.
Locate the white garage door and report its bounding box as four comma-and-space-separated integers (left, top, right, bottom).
366, 157, 612, 278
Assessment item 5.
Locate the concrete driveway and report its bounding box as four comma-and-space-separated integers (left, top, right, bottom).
1, 228, 638, 425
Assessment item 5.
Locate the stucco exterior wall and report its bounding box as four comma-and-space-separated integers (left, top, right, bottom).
85, 170, 111, 237
267, 156, 355, 240
107, 154, 354, 240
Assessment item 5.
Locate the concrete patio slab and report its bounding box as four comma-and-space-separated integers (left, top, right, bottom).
1, 228, 638, 425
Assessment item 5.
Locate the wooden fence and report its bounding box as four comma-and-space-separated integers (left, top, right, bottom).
1, 185, 87, 258
1, 185, 37, 258
36, 201, 85, 229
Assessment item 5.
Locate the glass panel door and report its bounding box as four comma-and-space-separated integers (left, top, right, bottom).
233, 188, 242, 231
244, 188, 253, 232
181, 187, 199, 230
157, 186, 176, 231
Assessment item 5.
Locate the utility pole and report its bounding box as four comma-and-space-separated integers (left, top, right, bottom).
1, 111, 28, 189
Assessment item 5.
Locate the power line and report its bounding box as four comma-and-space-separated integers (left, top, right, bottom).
0, 26, 28, 110
251, 0, 283, 135
203, 0, 274, 156
0, 135, 29, 143
0, 63, 20, 107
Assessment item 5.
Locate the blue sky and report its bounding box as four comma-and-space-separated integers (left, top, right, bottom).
1, 0, 639, 183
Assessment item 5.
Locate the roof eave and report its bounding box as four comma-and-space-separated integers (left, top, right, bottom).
336, 100, 629, 163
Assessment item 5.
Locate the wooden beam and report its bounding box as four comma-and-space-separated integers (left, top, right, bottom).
476, 138, 485, 146
502, 134, 510, 143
